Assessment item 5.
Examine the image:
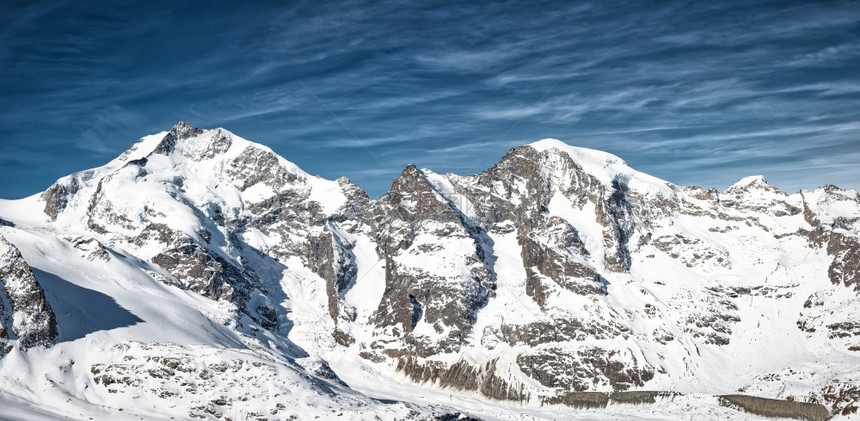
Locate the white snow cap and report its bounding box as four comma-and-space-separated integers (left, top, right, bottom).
726, 175, 775, 192
528, 138, 675, 197
728, 175, 770, 190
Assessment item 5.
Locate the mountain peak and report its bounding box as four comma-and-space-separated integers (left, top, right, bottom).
171, 121, 202, 139
528, 138, 629, 167
527, 138, 674, 197
731, 175, 768, 187
150, 123, 232, 160
725, 175, 781, 194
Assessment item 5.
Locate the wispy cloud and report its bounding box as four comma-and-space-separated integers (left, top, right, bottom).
0, 0, 858, 198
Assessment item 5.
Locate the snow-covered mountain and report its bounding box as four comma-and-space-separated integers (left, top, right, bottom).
0, 122, 858, 420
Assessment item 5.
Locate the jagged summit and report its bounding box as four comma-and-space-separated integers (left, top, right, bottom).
171, 120, 201, 137
151, 121, 204, 155
149, 121, 238, 160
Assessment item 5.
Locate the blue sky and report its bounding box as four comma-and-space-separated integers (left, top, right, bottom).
1, 1, 859, 198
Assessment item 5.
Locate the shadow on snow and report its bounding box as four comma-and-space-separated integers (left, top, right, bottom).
32, 268, 143, 343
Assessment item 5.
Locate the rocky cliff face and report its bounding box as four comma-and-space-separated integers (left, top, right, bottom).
0, 236, 58, 354
3, 123, 860, 417
366, 165, 495, 354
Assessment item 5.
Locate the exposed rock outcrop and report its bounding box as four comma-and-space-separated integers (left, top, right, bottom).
719, 394, 830, 421
0, 236, 58, 353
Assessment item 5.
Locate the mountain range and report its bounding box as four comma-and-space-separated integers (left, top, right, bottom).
0, 122, 858, 420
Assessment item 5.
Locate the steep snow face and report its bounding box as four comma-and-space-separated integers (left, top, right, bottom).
0, 123, 859, 420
